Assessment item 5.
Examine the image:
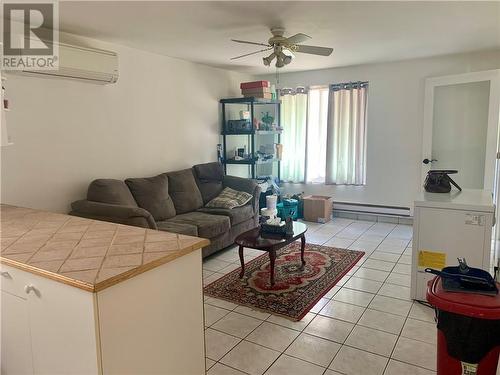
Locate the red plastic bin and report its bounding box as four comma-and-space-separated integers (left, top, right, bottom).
427, 277, 500, 375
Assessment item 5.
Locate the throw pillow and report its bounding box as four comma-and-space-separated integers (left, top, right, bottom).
125, 174, 176, 221
205, 187, 253, 209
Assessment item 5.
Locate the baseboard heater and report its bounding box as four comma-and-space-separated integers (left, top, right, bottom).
333, 202, 411, 217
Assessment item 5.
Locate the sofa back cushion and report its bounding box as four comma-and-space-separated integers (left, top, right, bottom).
193, 162, 224, 204
167, 169, 203, 214
125, 174, 176, 221
87, 179, 138, 206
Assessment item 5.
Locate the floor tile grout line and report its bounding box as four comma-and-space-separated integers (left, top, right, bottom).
205, 325, 245, 343
258, 314, 339, 375
279, 340, 339, 370
384, 302, 434, 374
317, 219, 375, 247
256, 297, 344, 374
203, 308, 232, 328
211, 360, 252, 375
326, 222, 415, 372
214, 311, 277, 373
385, 358, 438, 374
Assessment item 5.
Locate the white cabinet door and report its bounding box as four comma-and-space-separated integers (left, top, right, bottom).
25, 272, 100, 375
1, 291, 34, 375
1, 266, 99, 375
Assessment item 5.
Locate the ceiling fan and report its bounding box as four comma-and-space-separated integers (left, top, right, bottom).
230, 27, 333, 68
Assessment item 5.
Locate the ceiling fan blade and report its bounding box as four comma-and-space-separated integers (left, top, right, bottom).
230, 47, 273, 60
285, 33, 311, 45
295, 45, 333, 56
231, 39, 270, 47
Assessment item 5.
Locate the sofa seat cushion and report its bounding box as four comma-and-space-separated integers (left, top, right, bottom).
125, 174, 176, 221
167, 212, 230, 239
156, 220, 198, 236
197, 204, 253, 225
167, 169, 204, 214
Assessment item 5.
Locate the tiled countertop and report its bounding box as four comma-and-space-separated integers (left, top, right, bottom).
0, 205, 209, 292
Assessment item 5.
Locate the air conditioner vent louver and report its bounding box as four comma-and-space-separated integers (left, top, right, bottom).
21, 41, 118, 84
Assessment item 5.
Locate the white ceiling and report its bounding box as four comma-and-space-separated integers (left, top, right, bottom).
58, 1, 500, 74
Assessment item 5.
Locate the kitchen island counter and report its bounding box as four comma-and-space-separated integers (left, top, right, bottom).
0, 204, 209, 292
1, 204, 208, 375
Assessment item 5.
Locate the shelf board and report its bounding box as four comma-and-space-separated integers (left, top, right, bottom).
224, 158, 280, 165
222, 130, 282, 136
256, 130, 282, 135
221, 131, 253, 136
220, 97, 280, 105
256, 158, 280, 165
224, 159, 255, 165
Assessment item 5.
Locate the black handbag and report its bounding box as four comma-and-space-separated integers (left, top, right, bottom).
424, 170, 462, 193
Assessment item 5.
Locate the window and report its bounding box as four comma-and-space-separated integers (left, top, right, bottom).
280, 82, 368, 185
306, 86, 329, 183
280, 89, 307, 183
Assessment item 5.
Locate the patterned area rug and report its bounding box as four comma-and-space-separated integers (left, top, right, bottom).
204, 242, 364, 321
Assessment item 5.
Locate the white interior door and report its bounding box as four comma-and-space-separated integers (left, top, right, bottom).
422, 70, 500, 190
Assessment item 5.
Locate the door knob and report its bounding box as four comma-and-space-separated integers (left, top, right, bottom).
423, 158, 438, 164
1, 271, 11, 278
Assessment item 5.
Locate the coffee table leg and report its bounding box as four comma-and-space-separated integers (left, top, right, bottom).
300, 234, 306, 267
238, 245, 245, 278
269, 250, 276, 286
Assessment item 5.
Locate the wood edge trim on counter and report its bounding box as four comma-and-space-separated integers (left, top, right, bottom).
0, 238, 210, 293
0, 257, 95, 292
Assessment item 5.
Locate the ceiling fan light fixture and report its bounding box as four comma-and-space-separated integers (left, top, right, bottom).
283, 55, 292, 65
263, 52, 276, 66
275, 55, 285, 68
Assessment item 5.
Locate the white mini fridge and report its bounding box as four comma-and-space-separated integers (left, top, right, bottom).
411, 189, 495, 301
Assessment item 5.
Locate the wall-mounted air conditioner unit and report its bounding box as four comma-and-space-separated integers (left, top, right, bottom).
22, 41, 119, 84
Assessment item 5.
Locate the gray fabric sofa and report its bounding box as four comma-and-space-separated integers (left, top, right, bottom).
70, 162, 261, 258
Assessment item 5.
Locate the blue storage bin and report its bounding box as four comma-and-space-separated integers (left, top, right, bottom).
277, 199, 298, 220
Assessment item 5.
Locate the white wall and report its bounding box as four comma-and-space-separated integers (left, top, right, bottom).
260, 50, 500, 209
1, 33, 250, 213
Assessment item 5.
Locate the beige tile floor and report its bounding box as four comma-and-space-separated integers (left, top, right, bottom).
203, 218, 437, 375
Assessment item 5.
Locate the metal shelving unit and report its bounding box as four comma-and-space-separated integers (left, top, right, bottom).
220, 97, 281, 180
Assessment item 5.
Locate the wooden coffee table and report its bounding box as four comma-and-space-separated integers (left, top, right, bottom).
235, 221, 308, 286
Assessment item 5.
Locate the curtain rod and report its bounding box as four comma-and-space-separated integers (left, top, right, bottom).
280, 81, 368, 96
279, 86, 308, 96
330, 81, 368, 91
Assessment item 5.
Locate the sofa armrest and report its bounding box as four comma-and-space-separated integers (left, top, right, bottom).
223, 176, 261, 222
70, 200, 157, 229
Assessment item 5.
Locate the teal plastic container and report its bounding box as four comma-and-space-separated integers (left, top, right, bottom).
277, 199, 298, 220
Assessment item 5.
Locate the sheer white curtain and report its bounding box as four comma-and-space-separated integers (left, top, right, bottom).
306, 87, 329, 183
280, 92, 307, 182
326, 84, 368, 185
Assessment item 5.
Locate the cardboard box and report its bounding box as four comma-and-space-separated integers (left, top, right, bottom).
303, 195, 334, 223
